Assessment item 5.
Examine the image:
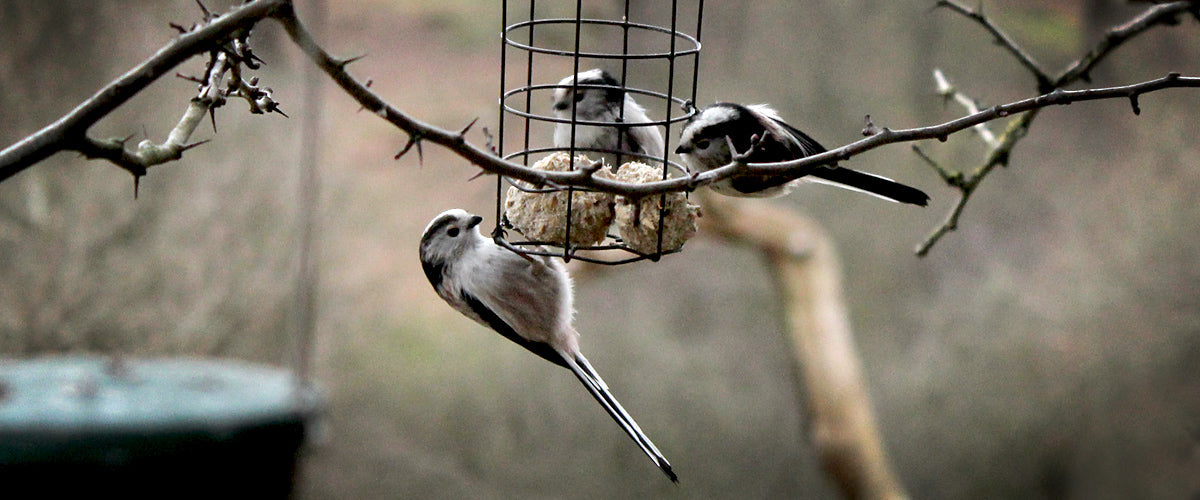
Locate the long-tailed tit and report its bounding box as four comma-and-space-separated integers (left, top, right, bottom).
552, 69, 665, 168
419, 209, 677, 482
676, 102, 929, 204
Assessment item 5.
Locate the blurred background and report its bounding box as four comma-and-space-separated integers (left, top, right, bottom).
2, 0, 1198, 498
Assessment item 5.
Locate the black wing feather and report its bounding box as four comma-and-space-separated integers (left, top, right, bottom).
460, 290, 569, 369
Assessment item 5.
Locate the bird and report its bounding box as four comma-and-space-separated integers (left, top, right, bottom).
552, 68, 665, 169
675, 102, 930, 204
419, 209, 678, 482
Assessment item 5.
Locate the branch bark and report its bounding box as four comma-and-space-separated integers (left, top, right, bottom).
0, 0, 287, 183
913, 0, 1200, 255
1, 0, 1197, 209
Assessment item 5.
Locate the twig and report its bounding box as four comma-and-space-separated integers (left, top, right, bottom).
2, 0, 1198, 208
933, 68, 999, 147
934, 0, 1053, 92
754, 73, 1200, 174
1057, 1, 1198, 84
0, 0, 287, 183
914, 1, 1197, 255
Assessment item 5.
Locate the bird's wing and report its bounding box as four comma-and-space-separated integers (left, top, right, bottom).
458, 289, 568, 368
764, 116, 826, 158
455, 250, 571, 368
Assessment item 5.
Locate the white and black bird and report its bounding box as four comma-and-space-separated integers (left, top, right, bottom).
419, 209, 677, 482
552, 68, 665, 168
676, 102, 929, 204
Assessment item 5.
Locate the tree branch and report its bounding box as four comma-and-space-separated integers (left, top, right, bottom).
934, 0, 1053, 92
0, 0, 288, 183
914, 0, 1198, 255
1, 0, 1198, 235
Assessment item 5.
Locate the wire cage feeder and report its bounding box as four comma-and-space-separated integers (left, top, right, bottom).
496, 0, 705, 265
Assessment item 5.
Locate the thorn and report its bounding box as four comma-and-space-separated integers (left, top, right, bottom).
357, 80, 375, 113
335, 54, 367, 69
394, 133, 424, 164
169, 22, 189, 34
1129, 94, 1141, 116
861, 114, 880, 136
133, 174, 141, 200
209, 107, 218, 133
467, 170, 490, 182
176, 72, 205, 84
181, 139, 211, 152
459, 117, 480, 136
195, 0, 212, 19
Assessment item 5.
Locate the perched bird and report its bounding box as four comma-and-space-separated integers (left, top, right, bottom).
419, 209, 677, 482
676, 102, 929, 204
552, 68, 665, 168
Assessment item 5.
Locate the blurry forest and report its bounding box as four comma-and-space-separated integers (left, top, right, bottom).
2, 0, 1199, 498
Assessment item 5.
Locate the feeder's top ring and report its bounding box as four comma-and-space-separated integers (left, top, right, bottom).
503, 18, 701, 60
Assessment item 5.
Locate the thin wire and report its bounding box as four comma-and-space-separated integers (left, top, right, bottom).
692, 0, 704, 104
562, 0, 584, 262
615, 0, 631, 168
522, 0, 536, 164
650, 0, 682, 259
495, 0, 508, 234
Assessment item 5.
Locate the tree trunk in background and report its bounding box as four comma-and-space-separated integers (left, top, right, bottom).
699, 191, 908, 500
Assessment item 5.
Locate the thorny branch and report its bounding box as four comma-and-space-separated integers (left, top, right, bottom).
912, 0, 1200, 256
0, 0, 288, 187
0, 0, 1198, 243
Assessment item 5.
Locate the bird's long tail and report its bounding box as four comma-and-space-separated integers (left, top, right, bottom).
809, 167, 930, 206
565, 352, 677, 483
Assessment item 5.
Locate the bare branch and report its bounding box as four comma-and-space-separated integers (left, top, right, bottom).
2, 0, 1198, 213
911, 144, 962, 186
0, 0, 288, 183
914, 1, 1196, 255
1057, 1, 1198, 84
933, 68, 999, 147
751, 73, 1200, 174
934, 0, 1053, 91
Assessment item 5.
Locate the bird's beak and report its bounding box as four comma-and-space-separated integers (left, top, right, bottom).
467, 215, 484, 228
674, 144, 691, 154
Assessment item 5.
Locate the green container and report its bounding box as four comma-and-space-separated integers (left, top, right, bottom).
0, 356, 320, 498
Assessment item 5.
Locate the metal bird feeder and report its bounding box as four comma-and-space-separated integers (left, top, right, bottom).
496, 0, 705, 264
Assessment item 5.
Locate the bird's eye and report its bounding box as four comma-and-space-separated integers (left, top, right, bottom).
447, 227, 460, 238
694, 139, 710, 150
573, 90, 586, 103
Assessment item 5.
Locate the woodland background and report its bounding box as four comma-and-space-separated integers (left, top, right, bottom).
1, 0, 1198, 498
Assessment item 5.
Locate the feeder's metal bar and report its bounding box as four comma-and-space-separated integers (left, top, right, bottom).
495, 0, 509, 236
